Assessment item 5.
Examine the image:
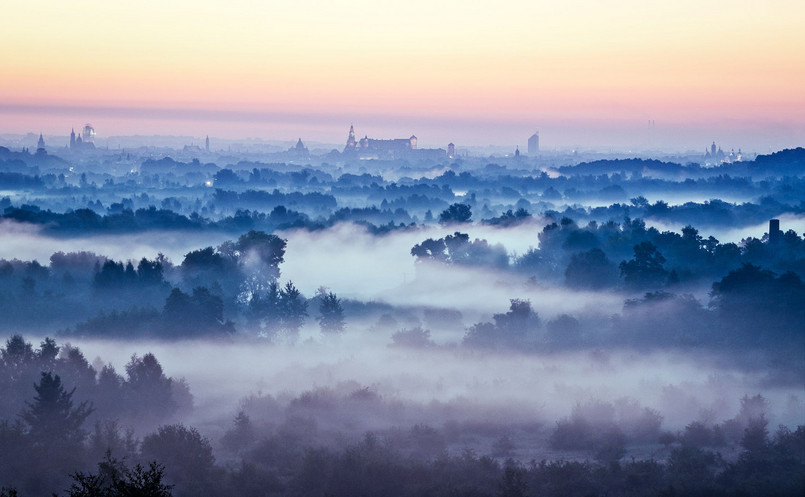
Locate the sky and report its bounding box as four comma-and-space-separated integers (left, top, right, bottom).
1, 1, 804, 150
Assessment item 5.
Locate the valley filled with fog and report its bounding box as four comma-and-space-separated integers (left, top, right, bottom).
0, 141, 803, 496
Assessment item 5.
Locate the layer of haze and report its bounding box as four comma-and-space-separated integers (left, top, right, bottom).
69, 339, 805, 433
2, 1, 804, 149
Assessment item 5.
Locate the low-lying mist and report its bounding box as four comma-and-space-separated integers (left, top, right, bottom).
69, 335, 804, 437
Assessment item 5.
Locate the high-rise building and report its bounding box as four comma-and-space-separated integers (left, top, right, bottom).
528, 132, 539, 155
82, 124, 96, 144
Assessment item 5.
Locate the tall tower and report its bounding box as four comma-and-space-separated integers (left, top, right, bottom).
769, 219, 782, 244
447, 142, 455, 159
345, 124, 357, 151
205, 135, 210, 152
36, 133, 46, 155
528, 132, 539, 155
409, 135, 417, 150
70, 128, 76, 149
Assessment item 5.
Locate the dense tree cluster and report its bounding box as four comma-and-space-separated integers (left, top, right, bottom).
0, 230, 345, 340
1, 334, 802, 497
0, 337, 192, 495
412, 215, 805, 291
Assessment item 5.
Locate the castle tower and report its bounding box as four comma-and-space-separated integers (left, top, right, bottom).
514, 146, 520, 158
409, 135, 417, 150
70, 128, 76, 149
205, 135, 210, 152
447, 142, 455, 159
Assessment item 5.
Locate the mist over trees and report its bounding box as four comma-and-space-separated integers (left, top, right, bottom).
1, 335, 802, 497
0, 142, 803, 495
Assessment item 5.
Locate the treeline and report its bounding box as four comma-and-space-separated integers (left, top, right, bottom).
0, 230, 344, 340
552, 194, 805, 228
0, 202, 419, 235
1, 337, 802, 497
4, 428, 804, 497
399, 263, 804, 370
413, 215, 805, 287
0, 335, 190, 431
0, 336, 195, 495
2, 148, 805, 235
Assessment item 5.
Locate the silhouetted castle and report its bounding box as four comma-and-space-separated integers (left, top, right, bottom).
342, 125, 447, 161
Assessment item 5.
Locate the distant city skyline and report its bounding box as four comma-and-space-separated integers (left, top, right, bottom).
2, 111, 800, 154
1, 1, 803, 151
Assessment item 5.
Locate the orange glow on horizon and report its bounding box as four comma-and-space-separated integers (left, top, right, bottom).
1, 0, 804, 145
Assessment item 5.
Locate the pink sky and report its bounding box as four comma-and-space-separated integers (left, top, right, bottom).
1, 1, 803, 150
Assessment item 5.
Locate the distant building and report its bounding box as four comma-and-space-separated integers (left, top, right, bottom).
36, 133, 46, 155
82, 124, 95, 144
69, 124, 96, 151
769, 219, 782, 244
205, 135, 210, 152
514, 146, 520, 159
528, 132, 539, 154
346, 124, 357, 150
447, 142, 455, 159
290, 138, 309, 159
703, 141, 742, 164
704, 141, 725, 162
343, 126, 443, 160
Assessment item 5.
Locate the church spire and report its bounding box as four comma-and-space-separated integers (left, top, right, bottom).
36, 133, 46, 154
344, 124, 357, 151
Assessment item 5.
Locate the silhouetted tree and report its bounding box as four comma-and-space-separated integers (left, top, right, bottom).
439, 203, 472, 224
141, 424, 216, 497
64, 454, 173, 497
410, 238, 448, 263
234, 230, 286, 280
125, 353, 176, 424
21, 372, 94, 448
317, 289, 345, 334
565, 248, 618, 289
277, 281, 307, 339
619, 241, 668, 289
